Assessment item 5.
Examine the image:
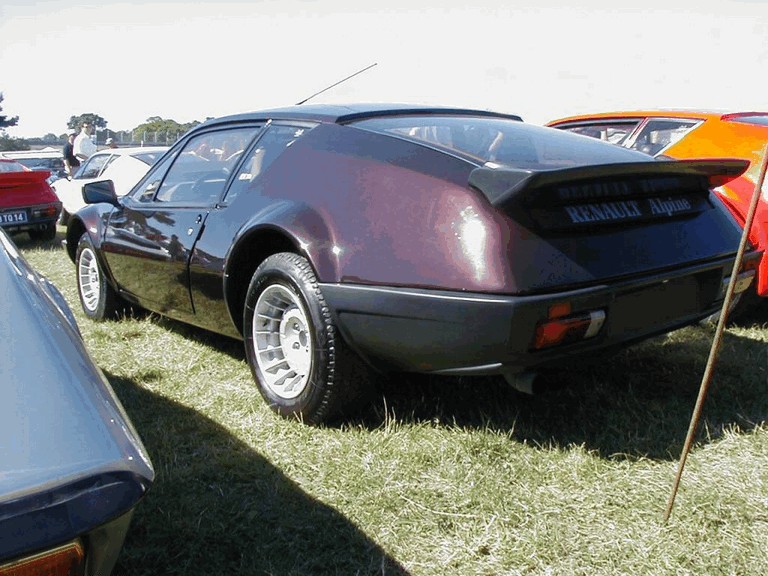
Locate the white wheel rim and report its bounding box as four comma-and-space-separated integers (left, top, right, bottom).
253, 284, 313, 399
78, 247, 101, 312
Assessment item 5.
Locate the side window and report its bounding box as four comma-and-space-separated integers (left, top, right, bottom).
560, 122, 640, 146
133, 150, 179, 203
150, 127, 260, 204
628, 119, 700, 156
77, 154, 111, 179
224, 125, 311, 203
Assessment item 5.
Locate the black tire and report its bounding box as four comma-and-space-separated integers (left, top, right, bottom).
75, 233, 124, 320
243, 252, 374, 424
29, 222, 56, 242
728, 284, 763, 324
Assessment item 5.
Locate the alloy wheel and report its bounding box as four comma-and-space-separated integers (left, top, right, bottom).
252, 284, 313, 399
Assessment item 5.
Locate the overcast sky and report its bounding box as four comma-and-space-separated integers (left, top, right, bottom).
1, 0, 766, 138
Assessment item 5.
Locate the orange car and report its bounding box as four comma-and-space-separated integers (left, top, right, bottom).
547, 110, 768, 315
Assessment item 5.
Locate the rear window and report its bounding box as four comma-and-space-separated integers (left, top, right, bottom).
559, 120, 641, 145
14, 157, 65, 172
351, 115, 652, 169
627, 119, 701, 156
0, 160, 25, 173
725, 114, 768, 127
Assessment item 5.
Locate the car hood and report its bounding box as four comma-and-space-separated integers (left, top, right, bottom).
0, 232, 154, 560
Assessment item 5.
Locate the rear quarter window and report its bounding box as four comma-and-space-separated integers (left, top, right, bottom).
627, 119, 701, 156
558, 121, 641, 145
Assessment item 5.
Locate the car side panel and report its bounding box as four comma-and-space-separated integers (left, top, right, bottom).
221, 124, 746, 293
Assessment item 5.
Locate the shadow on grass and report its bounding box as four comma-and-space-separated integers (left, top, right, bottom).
9, 227, 66, 251
105, 371, 410, 576
354, 326, 768, 462
114, 302, 767, 464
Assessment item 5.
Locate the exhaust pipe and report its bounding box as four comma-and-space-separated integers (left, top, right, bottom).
502, 370, 537, 395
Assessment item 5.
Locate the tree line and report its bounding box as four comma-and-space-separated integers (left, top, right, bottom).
0, 92, 206, 151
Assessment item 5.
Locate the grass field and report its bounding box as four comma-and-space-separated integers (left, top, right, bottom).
16, 229, 768, 576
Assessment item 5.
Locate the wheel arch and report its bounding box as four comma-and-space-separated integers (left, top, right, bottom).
224, 225, 306, 336
65, 217, 87, 262
222, 199, 341, 335
64, 203, 114, 262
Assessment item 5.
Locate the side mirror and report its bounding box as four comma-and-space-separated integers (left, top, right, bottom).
82, 180, 120, 207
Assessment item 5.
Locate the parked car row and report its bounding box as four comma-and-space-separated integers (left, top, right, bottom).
547, 110, 768, 317
5, 102, 766, 575
63, 103, 762, 425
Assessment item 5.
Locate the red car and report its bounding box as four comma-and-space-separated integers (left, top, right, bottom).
547, 110, 768, 317
0, 158, 62, 241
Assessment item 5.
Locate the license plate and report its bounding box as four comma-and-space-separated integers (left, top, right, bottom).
0, 211, 27, 225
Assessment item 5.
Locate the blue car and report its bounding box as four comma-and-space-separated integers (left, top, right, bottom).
0, 228, 153, 575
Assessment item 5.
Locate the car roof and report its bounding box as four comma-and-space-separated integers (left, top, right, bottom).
198, 103, 524, 129
0, 148, 62, 159
94, 145, 169, 155
549, 109, 768, 125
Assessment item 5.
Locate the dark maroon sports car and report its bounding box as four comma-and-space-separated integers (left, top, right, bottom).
65, 104, 760, 423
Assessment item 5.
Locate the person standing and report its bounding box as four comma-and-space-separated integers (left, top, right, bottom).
105, 137, 118, 149
74, 122, 97, 162
62, 130, 80, 179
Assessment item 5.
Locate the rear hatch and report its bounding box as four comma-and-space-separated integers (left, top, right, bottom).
470, 158, 754, 293
0, 170, 58, 208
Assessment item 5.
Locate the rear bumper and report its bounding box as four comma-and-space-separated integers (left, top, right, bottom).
321, 253, 760, 375
0, 219, 58, 235
0, 203, 61, 234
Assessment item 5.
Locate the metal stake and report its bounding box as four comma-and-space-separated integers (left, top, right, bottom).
663, 145, 768, 523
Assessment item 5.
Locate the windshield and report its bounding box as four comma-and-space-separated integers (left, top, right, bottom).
133, 151, 166, 165
351, 115, 654, 170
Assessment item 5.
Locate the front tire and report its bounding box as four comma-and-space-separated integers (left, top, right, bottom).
243, 252, 372, 424
76, 233, 124, 320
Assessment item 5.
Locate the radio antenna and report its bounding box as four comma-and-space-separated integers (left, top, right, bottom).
295, 62, 378, 106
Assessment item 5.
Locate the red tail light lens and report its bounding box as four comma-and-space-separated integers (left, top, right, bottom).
31, 203, 60, 219
533, 310, 606, 350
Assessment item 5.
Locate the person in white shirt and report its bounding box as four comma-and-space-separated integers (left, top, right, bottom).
73, 122, 97, 162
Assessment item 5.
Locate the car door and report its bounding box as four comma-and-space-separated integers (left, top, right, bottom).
99, 127, 261, 318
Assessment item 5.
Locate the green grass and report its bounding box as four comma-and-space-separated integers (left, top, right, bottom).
16, 229, 768, 575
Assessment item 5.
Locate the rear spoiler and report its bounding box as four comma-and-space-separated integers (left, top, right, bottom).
469, 159, 750, 208
0, 170, 52, 189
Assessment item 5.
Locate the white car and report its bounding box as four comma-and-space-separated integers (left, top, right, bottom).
53, 146, 168, 224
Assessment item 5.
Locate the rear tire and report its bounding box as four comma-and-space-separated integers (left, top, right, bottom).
76, 233, 124, 320
243, 252, 373, 424
728, 284, 763, 324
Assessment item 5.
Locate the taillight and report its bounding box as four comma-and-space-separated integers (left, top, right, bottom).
31, 203, 60, 219
532, 306, 606, 350
0, 541, 84, 576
